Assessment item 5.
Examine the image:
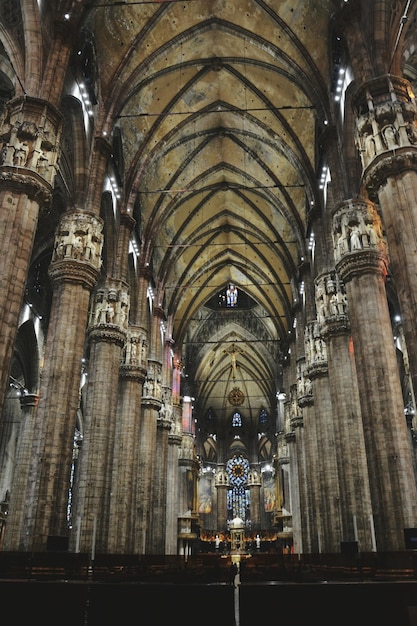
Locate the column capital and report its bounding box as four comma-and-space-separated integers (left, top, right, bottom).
315, 271, 350, 338
49, 211, 104, 289
351, 74, 417, 197
332, 198, 388, 280
0, 96, 63, 195
336, 248, 388, 284
119, 364, 147, 382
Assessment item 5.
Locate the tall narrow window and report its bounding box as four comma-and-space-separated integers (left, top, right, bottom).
226, 454, 250, 525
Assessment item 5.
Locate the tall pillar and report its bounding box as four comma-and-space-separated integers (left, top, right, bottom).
334, 198, 417, 550
5, 211, 103, 551
0, 97, 62, 420
215, 466, 228, 533
146, 305, 167, 554
1, 392, 38, 549
248, 466, 261, 531
165, 356, 183, 553
304, 321, 342, 552
316, 271, 374, 551
74, 279, 128, 554
353, 75, 417, 411
106, 326, 147, 553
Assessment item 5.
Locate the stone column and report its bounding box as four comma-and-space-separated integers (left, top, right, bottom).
316, 271, 374, 551
305, 321, 342, 553
1, 392, 38, 549
215, 467, 228, 533
334, 198, 417, 550
165, 355, 184, 553
353, 75, 417, 410
74, 279, 128, 554
107, 326, 147, 554
0, 97, 62, 421
5, 211, 103, 552
286, 418, 303, 555
248, 466, 261, 531
146, 305, 167, 554
132, 269, 154, 555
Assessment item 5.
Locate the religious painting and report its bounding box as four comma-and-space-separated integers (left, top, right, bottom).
263, 474, 276, 512
198, 475, 212, 514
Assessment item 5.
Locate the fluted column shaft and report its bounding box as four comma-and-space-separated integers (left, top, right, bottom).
335, 198, 417, 550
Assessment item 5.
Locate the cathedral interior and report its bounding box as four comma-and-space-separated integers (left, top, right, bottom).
2, 0, 417, 624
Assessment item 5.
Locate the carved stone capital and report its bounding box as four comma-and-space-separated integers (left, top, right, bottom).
0, 168, 52, 204
52, 211, 104, 271
89, 326, 126, 347
281, 434, 294, 449
336, 248, 388, 283
0, 96, 62, 188
364, 148, 417, 198
352, 74, 417, 180
306, 361, 328, 379
119, 364, 147, 383
332, 199, 387, 266
290, 415, 304, 429
48, 258, 100, 290
89, 280, 130, 334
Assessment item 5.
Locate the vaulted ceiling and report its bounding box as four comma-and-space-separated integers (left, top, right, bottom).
84, 0, 337, 429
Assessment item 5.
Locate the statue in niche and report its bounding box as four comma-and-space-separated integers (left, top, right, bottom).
349, 224, 362, 251
13, 140, 29, 166
382, 124, 398, 150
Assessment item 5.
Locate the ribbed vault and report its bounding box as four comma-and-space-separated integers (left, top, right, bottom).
84, 0, 334, 432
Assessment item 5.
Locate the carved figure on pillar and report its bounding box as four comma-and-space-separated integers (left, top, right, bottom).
315, 273, 348, 324
353, 76, 417, 171
305, 321, 327, 372
89, 284, 130, 333
332, 200, 386, 264
52, 212, 103, 269
0, 99, 61, 185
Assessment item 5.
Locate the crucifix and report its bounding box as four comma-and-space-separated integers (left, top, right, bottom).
223, 343, 244, 380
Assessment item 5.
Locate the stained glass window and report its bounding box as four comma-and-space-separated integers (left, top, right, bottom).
226, 454, 251, 524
